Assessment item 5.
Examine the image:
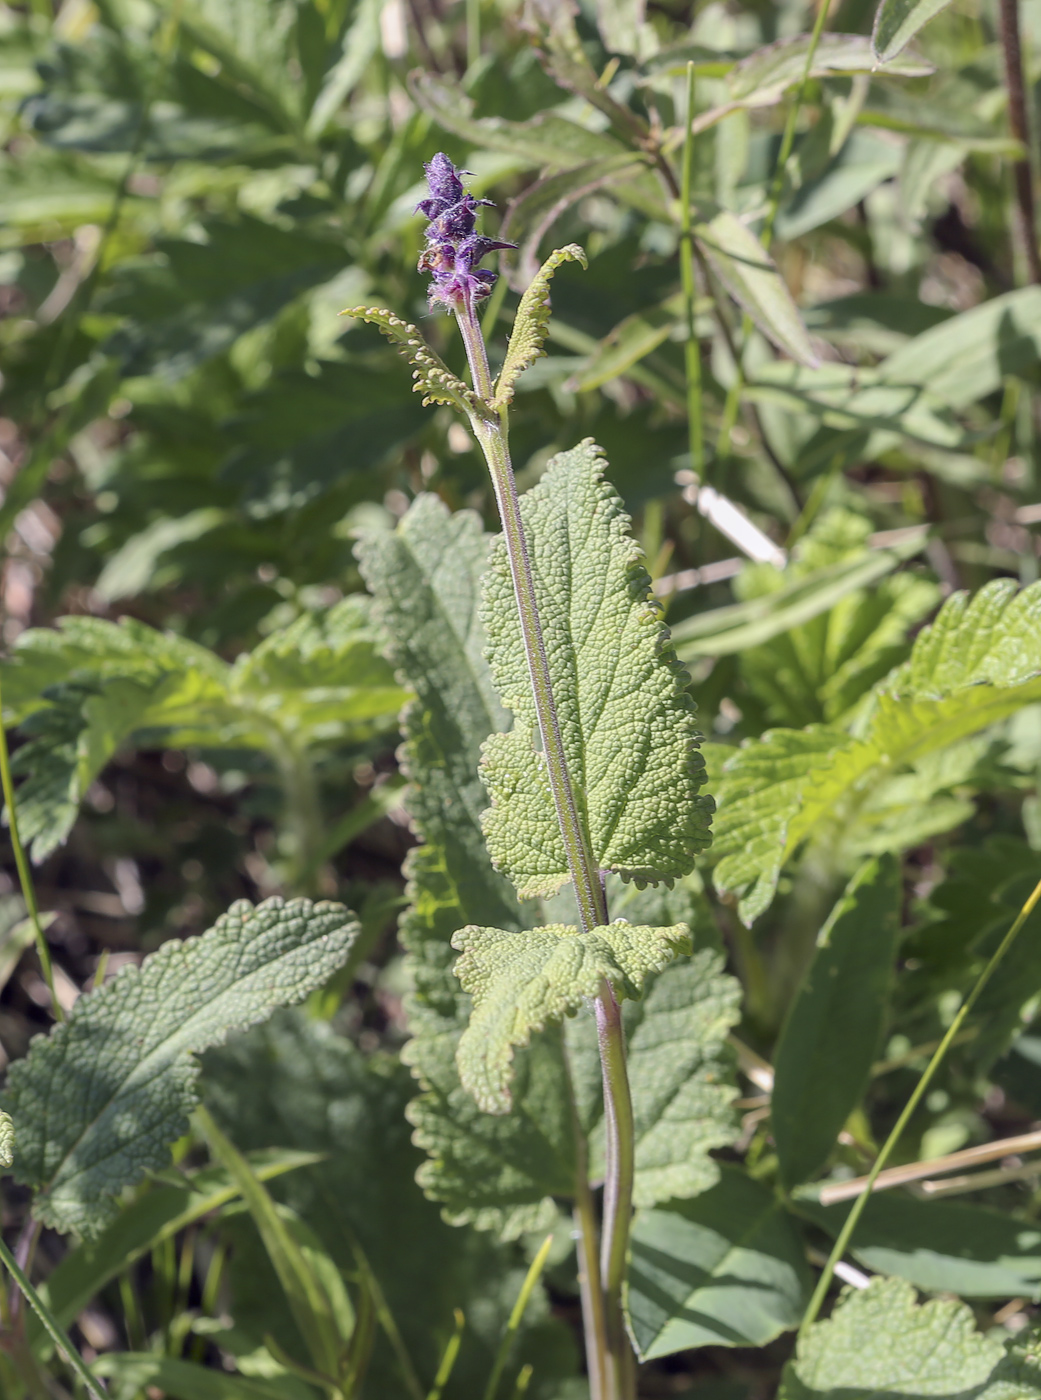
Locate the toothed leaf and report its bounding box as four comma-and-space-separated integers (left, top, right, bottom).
453, 921, 691, 1113
0, 1111, 12, 1170
341, 305, 482, 416
481, 439, 713, 899
493, 245, 587, 409
2, 897, 357, 1236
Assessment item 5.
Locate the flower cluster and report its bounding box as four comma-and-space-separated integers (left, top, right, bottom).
417, 153, 515, 312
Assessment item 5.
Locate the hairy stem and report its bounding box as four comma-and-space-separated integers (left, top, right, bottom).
679, 61, 704, 484
998, 0, 1041, 285
800, 873, 1041, 1336
0, 671, 63, 1020
455, 301, 635, 1397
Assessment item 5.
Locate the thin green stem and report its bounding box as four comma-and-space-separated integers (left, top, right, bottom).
0, 1232, 108, 1400
427, 1310, 465, 1400
716, 0, 830, 461
0, 671, 62, 1020
466, 0, 480, 70
800, 873, 1041, 1338
595, 984, 637, 1400
483, 1233, 554, 1400
679, 62, 704, 484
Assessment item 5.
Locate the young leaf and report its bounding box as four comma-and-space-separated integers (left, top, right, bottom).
2, 897, 357, 1236
340, 307, 481, 417
779, 1277, 1038, 1400
628, 1167, 811, 1359
873, 0, 955, 62
772, 856, 901, 1189
481, 440, 713, 899
714, 580, 1041, 923
492, 245, 588, 410
794, 1191, 1041, 1300
357, 496, 577, 1237
453, 921, 691, 1113
694, 207, 817, 366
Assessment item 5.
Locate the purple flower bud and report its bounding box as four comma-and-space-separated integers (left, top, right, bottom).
417, 153, 516, 312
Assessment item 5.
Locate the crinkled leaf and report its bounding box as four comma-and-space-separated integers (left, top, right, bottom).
629, 1167, 811, 1359
481, 440, 713, 898
714, 581, 1041, 923
493, 245, 588, 410
356, 497, 577, 1237
779, 1276, 1039, 1400
453, 921, 690, 1113
2, 896, 357, 1236
340, 306, 480, 417
0, 1110, 12, 1170
694, 207, 817, 366
772, 856, 901, 1190
873, 0, 956, 62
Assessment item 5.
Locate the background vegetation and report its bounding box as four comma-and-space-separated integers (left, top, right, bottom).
1, 0, 1041, 1396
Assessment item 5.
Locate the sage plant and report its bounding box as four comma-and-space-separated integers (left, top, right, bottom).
346, 157, 713, 1400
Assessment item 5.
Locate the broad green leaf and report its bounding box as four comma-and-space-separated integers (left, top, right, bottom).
305, 0, 384, 137
493, 245, 588, 410
0, 1110, 12, 1169
629, 1167, 811, 1359
873, 0, 955, 62
454, 921, 690, 1113
564, 880, 741, 1207
779, 1276, 1039, 1400
714, 580, 1041, 922
93, 1354, 300, 1400
357, 497, 577, 1237
794, 1191, 1041, 1299
201, 1013, 580, 1399
773, 857, 901, 1189
340, 306, 480, 417
481, 440, 713, 898
32, 1150, 323, 1351
2, 897, 357, 1235
694, 207, 817, 366
776, 132, 903, 241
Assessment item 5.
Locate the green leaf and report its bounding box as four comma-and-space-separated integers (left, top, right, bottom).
776, 132, 904, 241
356, 496, 577, 1237
713, 580, 1041, 923
2, 897, 357, 1236
568, 301, 678, 394
873, 0, 956, 62
563, 880, 741, 1206
481, 440, 713, 898
628, 1167, 811, 1359
729, 31, 933, 103
779, 1276, 1039, 1400
773, 857, 901, 1189
340, 306, 480, 417
453, 920, 691, 1113
794, 1191, 1041, 1300
0, 1110, 12, 1170
92, 1354, 300, 1400
493, 245, 588, 410
694, 207, 817, 366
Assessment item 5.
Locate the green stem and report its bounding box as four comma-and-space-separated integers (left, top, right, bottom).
483, 1233, 554, 1400
679, 61, 704, 485
466, 0, 480, 70
454, 303, 635, 1397
716, 0, 830, 461
0, 1232, 108, 1400
0, 671, 62, 1020
800, 873, 1041, 1337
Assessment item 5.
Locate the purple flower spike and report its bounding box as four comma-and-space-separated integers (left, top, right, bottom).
417, 153, 515, 311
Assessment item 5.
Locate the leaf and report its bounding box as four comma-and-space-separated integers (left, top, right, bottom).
563, 880, 742, 1207
0, 1110, 12, 1170
729, 31, 933, 103
340, 307, 481, 417
493, 245, 588, 410
776, 132, 904, 241
481, 440, 713, 898
304, 0, 384, 137
794, 1191, 1041, 1300
779, 1276, 1039, 1400
713, 580, 1041, 923
694, 207, 817, 366
567, 301, 678, 393
628, 1166, 811, 1359
1, 897, 357, 1236
356, 496, 577, 1237
453, 921, 691, 1114
873, 0, 956, 62
92, 1354, 300, 1400
772, 857, 901, 1190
